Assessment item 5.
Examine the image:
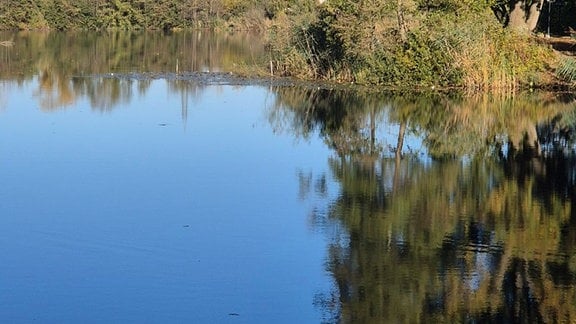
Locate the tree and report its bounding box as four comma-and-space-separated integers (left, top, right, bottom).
492, 0, 545, 32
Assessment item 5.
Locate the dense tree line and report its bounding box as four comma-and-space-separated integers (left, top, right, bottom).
1, 0, 574, 33
0, 0, 220, 30
0, 0, 316, 30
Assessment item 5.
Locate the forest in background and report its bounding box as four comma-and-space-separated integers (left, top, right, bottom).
0, 0, 317, 30
2, 0, 576, 90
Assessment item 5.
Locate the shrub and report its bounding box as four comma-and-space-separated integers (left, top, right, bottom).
272, 1, 555, 91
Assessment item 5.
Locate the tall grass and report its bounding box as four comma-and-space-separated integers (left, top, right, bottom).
271, 8, 555, 93
429, 12, 553, 93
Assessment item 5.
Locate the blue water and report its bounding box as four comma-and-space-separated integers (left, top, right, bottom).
0, 79, 335, 323
4, 33, 575, 322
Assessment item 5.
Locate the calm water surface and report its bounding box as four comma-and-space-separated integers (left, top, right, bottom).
0, 80, 334, 323
1, 31, 576, 323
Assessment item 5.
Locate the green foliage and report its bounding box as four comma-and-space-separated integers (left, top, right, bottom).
274, 0, 462, 86
358, 31, 460, 86
97, 0, 145, 30
557, 57, 576, 83
42, 0, 81, 30
418, 0, 496, 13
0, 0, 49, 30
271, 0, 555, 90
0, 0, 319, 31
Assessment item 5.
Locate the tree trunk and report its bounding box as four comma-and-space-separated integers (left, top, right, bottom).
395, 120, 406, 162
508, 0, 544, 33
397, 0, 407, 42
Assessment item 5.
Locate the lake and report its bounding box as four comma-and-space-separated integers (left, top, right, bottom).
1, 31, 576, 323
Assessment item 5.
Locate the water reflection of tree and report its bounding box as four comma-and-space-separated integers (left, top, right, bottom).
166, 79, 212, 128
269, 88, 576, 322
268, 87, 393, 158
0, 30, 265, 111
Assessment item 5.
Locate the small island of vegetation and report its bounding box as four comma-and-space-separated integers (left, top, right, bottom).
1, 0, 576, 91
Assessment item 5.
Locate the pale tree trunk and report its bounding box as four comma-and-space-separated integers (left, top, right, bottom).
525, 0, 544, 31
508, 0, 544, 33
395, 120, 406, 162
397, 0, 407, 42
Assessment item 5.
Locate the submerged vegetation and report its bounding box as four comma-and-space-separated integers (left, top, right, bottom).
1, 0, 576, 90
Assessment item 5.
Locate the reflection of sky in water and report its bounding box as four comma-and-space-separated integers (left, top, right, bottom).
467, 252, 490, 292
465, 231, 499, 293
2, 75, 573, 322
0, 79, 335, 322
2, 31, 576, 324
379, 112, 427, 157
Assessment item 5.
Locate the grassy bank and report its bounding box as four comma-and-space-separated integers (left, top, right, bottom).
267, 2, 564, 92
